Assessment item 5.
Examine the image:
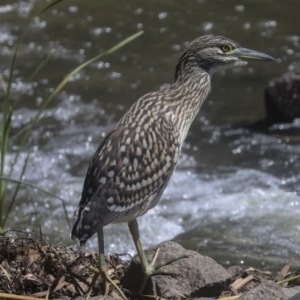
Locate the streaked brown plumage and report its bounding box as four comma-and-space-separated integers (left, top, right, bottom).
71, 35, 275, 297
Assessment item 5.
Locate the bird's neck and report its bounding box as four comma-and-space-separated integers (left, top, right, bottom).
166, 63, 211, 143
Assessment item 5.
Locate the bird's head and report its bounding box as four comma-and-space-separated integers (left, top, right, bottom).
175, 35, 275, 79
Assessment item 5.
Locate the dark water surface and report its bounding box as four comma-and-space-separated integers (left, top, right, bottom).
1, 0, 300, 271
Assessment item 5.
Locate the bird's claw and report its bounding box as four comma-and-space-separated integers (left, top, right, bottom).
139, 248, 188, 294
89, 266, 127, 300
154, 254, 190, 271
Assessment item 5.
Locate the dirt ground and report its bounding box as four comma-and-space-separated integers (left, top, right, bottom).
0, 230, 129, 299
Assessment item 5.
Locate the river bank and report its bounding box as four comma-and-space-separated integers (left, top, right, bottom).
0, 230, 299, 300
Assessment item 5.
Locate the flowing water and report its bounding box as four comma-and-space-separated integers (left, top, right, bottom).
1, 0, 300, 271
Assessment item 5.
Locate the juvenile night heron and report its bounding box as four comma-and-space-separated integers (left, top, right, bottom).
71, 35, 275, 298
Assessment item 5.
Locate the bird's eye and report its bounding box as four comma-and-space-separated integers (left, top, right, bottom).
221, 44, 231, 52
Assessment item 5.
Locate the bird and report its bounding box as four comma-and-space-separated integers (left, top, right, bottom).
71, 35, 275, 298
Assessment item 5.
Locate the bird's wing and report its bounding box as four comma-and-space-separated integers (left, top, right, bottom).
71, 111, 181, 244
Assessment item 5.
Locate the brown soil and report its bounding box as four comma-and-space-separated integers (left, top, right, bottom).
0, 230, 129, 299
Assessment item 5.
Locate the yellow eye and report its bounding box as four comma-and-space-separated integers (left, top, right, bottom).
222, 44, 231, 52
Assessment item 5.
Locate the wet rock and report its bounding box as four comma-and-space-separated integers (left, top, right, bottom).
237, 280, 287, 300
265, 66, 300, 123
122, 241, 232, 299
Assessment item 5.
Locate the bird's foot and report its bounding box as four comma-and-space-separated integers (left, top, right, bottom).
139, 247, 189, 294
89, 265, 127, 300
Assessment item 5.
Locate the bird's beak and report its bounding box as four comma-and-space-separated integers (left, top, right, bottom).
232, 47, 276, 61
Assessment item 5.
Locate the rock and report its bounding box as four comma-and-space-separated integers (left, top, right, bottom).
283, 286, 300, 299
265, 67, 300, 123
122, 241, 232, 299
227, 266, 244, 279
237, 280, 287, 300
288, 291, 300, 300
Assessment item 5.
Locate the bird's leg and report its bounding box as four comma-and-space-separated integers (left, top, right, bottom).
128, 219, 157, 293
97, 228, 127, 300
128, 219, 187, 294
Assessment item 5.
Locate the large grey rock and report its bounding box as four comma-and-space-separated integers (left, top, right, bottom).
283, 286, 300, 299
237, 280, 287, 300
265, 67, 300, 122
289, 291, 300, 300
122, 241, 232, 299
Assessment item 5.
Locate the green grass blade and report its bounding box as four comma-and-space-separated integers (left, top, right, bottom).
0, 3, 35, 210
37, 0, 64, 15
0, 75, 7, 94
0, 43, 19, 199
0, 0, 66, 230
49, 30, 144, 103
2, 148, 31, 228
0, 176, 71, 230
11, 30, 144, 141
0, 123, 7, 195
277, 274, 300, 285
0, 0, 63, 160
0, 108, 12, 221
29, 50, 56, 81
